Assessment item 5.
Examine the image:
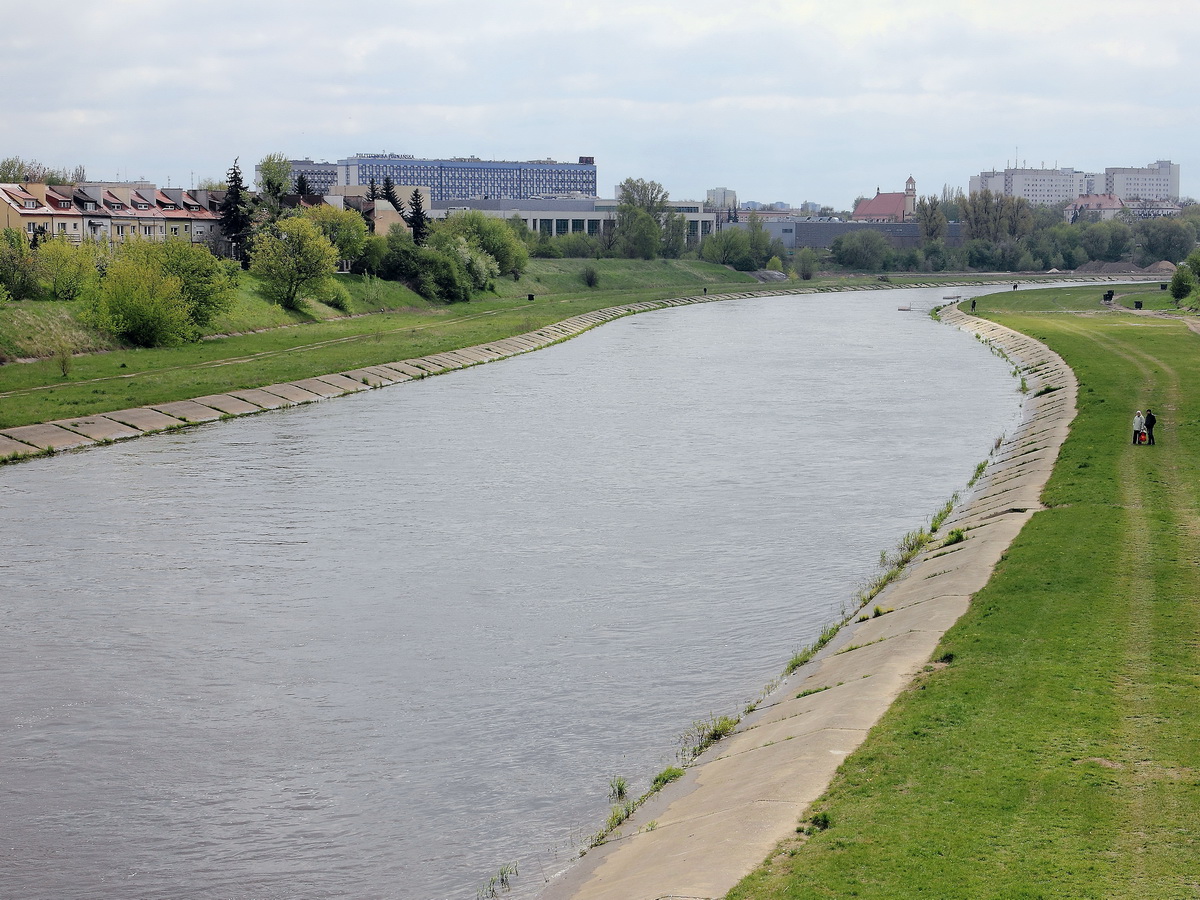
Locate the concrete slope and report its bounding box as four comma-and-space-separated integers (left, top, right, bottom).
538, 306, 1076, 900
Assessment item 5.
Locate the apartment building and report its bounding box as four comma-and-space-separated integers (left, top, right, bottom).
970, 160, 1179, 204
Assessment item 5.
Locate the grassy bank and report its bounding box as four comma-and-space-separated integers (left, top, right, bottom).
727, 288, 1200, 898
0, 259, 758, 429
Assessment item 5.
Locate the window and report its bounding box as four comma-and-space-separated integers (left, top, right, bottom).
58, 223, 66, 232
170, 226, 179, 235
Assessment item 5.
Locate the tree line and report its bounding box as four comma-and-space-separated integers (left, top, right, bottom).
827, 189, 1199, 274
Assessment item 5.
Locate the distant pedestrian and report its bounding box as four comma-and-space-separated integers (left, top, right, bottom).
1144, 408, 1157, 445
1012, 283, 1018, 291
1133, 410, 1145, 445
970, 298, 976, 313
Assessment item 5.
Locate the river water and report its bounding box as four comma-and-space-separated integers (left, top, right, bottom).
3, 287, 1022, 899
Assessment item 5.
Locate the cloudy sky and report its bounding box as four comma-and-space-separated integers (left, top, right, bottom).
6, 0, 1197, 208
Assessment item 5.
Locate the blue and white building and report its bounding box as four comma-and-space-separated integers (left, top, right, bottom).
337, 154, 597, 202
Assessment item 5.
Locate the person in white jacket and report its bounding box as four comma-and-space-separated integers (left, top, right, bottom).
1133, 410, 1145, 445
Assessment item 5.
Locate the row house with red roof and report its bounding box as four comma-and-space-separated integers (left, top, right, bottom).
0, 184, 56, 238
0, 181, 225, 246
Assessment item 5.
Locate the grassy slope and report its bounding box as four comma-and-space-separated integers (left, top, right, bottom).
727, 288, 1200, 898
0, 259, 757, 428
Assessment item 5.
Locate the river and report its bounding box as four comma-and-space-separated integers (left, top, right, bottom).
2, 287, 1022, 899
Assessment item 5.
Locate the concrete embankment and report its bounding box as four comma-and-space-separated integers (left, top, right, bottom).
537, 305, 1077, 900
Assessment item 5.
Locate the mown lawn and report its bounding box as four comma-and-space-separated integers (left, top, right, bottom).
727, 287, 1200, 899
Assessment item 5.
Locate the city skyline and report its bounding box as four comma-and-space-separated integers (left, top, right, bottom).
4, 0, 1197, 207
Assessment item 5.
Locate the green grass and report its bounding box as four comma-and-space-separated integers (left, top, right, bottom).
728, 286, 1200, 898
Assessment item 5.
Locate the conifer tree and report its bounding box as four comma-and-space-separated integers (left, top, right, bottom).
295, 173, 312, 196
381, 177, 405, 214
406, 188, 429, 245
218, 158, 252, 262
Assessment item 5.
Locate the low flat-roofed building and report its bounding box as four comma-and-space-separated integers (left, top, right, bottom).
430, 196, 717, 244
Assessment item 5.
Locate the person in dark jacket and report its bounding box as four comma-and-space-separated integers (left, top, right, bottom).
1144, 408, 1157, 445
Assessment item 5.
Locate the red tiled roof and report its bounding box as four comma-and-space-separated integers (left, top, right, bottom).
852, 192, 907, 221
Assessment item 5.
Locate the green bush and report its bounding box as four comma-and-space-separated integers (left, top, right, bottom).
84, 254, 193, 347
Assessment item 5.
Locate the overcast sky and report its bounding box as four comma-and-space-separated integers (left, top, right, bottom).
6, 0, 1197, 208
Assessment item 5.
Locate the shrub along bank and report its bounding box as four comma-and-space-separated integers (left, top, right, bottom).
727, 286, 1200, 898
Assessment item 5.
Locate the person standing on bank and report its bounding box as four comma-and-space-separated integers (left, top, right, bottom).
1144, 407, 1157, 445
1133, 410, 1145, 445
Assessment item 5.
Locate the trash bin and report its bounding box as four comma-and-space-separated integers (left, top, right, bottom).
528, 293, 534, 302
1134, 300, 1143, 309
1161, 282, 1169, 290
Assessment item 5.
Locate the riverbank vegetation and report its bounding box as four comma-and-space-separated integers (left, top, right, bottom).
727, 285, 1200, 898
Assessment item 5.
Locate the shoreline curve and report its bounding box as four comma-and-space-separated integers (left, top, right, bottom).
534, 304, 1077, 900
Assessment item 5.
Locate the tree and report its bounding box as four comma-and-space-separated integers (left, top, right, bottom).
249, 216, 338, 309
915, 195, 948, 244
796, 247, 818, 280
830, 230, 892, 270
617, 178, 670, 222
960, 190, 1032, 242
616, 207, 661, 260
661, 212, 687, 259
405, 189, 430, 245
428, 230, 499, 291
613, 177, 679, 259
381, 177, 405, 214
1185, 249, 1200, 282
1080, 221, 1133, 262
1169, 265, 1195, 301
218, 158, 253, 260
295, 173, 312, 196
1135, 218, 1197, 266
256, 152, 291, 199
301, 205, 369, 265
36, 237, 101, 301
84, 252, 193, 347
745, 212, 771, 268
0, 228, 42, 300
436, 210, 529, 277
155, 239, 239, 327
367, 178, 380, 201
699, 228, 751, 266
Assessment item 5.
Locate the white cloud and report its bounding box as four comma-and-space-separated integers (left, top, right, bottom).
5, 0, 1199, 203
